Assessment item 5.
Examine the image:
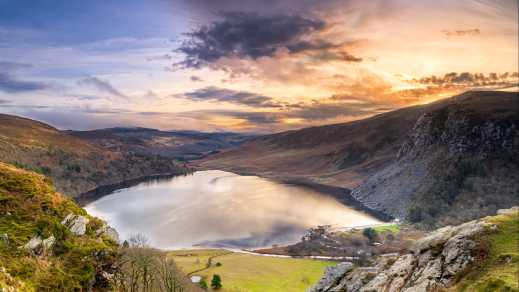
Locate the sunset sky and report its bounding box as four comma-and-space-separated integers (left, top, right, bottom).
0, 0, 517, 132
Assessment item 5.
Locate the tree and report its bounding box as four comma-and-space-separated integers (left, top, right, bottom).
211, 274, 222, 290
362, 228, 378, 243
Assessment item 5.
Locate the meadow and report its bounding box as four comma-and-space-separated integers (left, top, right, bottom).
169, 249, 335, 292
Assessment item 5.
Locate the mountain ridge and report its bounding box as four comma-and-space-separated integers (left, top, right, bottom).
198, 91, 519, 226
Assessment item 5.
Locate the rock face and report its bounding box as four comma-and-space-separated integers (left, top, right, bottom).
96, 224, 120, 243
309, 262, 354, 292
351, 92, 519, 226
61, 213, 89, 235
310, 216, 495, 292
21, 235, 55, 256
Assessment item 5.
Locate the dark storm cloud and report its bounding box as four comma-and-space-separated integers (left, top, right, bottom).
78, 76, 127, 98
182, 86, 285, 108
176, 12, 330, 68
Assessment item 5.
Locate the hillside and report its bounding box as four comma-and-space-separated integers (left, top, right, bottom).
199, 91, 519, 225
197, 102, 425, 189
310, 207, 519, 291
0, 114, 188, 197
352, 91, 519, 226
0, 162, 119, 290
0, 162, 201, 291
70, 127, 252, 161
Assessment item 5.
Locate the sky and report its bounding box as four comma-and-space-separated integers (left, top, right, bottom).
0, 0, 517, 132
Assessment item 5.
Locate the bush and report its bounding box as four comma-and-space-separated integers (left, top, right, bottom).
199, 278, 208, 290
362, 228, 378, 243
211, 274, 222, 290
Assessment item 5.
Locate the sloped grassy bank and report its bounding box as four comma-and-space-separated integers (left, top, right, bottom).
0, 162, 119, 290
0, 162, 207, 291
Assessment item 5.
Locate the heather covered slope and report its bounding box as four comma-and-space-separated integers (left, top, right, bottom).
0, 114, 188, 197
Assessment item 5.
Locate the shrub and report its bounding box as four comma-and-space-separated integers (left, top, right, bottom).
211, 274, 222, 290
362, 228, 378, 243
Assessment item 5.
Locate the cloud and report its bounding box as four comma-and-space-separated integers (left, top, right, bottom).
0, 99, 10, 104
190, 75, 203, 82
176, 12, 333, 68
181, 86, 286, 108
412, 72, 518, 87
146, 54, 173, 61
0, 61, 52, 93
0, 72, 51, 93
442, 28, 481, 37
78, 76, 127, 98
0, 61, 33, 72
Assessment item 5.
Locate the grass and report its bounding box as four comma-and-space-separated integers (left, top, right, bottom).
0, 162, 118, 291
170, 249, 335, 292
453, 212, 519, 292
372, 224, 401, 234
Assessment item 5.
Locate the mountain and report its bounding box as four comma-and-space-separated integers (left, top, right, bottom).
69, 127, 253, 161
197, 101, 425, 189
0, 114, 188, 197
352, 91, 519, 226
199, 91, 519, 226
309, 207, 519, 292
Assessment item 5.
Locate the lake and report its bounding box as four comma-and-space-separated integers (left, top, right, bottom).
85, 170, 380, 249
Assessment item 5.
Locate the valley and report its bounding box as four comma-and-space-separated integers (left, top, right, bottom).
1, 90, 518, 291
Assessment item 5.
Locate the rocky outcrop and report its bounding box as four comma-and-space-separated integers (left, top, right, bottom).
21, 235, 55, 256
309, 262, 354, 292
310, 214, 497, 292
96, 224, 120, 243
351, 92, 519, 225
61, 213, 89, 235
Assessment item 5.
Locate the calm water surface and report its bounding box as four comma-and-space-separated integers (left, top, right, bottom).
85, 170, 380, 249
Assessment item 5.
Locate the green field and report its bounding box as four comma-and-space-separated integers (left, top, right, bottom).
372, 223, 401, 233
170, 249, 335, 292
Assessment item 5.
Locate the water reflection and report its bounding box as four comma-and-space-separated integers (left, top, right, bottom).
85, 170, 380, 249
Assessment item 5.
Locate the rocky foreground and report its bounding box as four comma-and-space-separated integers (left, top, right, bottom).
310, 207, 519, 292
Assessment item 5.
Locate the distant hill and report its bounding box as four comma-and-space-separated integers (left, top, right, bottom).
199, 91, 519, 226
0, 114, 188, 197
69, 127, 253, 161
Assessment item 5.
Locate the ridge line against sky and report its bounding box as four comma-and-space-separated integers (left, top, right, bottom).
0, 0, 517, 132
